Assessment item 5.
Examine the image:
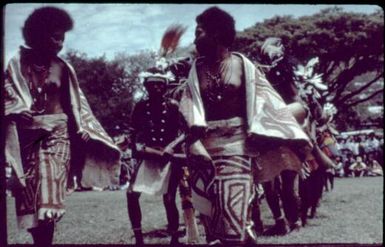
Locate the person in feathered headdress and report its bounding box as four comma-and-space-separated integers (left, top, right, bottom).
126, 37, 188, 244
125, 24, 202, 245
3, 7, 120, 245
259, 36, 341, 228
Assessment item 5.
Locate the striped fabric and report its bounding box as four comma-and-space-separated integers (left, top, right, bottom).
15, 116, 70, 229
4, 50, 120, 192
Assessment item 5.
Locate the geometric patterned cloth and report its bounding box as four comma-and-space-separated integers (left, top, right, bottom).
15, 115, 70, 229
188, 118, 254, 244
190, 155, 253, 244
179, 52, 313, 244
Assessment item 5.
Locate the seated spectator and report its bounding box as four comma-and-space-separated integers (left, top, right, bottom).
344, 153, 355, 177
366, 157, 383, 176
334, 156, 345, 178
349, 156, 367, 177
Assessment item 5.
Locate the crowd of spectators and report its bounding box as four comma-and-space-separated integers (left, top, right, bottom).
331, 132, 383, 178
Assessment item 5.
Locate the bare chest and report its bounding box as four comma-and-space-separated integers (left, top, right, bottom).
198, 55, 243, 101
28, 61, 63, 90
197, 55, 246, 120
24, 59, 66, 114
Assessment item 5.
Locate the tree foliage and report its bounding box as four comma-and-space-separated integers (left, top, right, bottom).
62, 8, 383, 134
64, 50, 154, 136
233, 7, 384, 130
63, 44, 195, 137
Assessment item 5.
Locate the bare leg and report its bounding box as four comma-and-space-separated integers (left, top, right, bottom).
163, 165, 180, 244
262, 179, 288, 236
126, 191, 143, 245
29, 221, 55, 246
280, 170, 300, 231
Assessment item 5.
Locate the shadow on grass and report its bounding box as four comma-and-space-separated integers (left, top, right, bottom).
142, 229, 169, 238
141, 228, 186, 239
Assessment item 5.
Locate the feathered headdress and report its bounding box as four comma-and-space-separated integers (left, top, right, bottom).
293, 57, 327, 99
261, 37, 284, 63
139, 24, 187, 85
159, 24, 187, 58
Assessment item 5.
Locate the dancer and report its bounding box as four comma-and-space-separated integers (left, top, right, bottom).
4, 7, 120, 245
179, 7, 311, 244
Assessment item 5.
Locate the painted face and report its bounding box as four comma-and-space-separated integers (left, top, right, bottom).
194, 22, 216, 57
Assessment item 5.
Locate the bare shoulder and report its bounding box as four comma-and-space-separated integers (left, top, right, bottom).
231, 53, 243, 75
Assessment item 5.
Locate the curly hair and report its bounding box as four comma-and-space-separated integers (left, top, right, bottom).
22, 6, 73, 49
196, 7, 236, 48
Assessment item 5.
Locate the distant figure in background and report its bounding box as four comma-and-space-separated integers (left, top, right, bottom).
334, 156, 345, 178
344, 153, 355, 177
4, 6, 119, 245
366, 133, 381, 162
345, 137, 356, 156
349, 156, 367, 177
366, 156, 383, 176
337, 138, 349, 162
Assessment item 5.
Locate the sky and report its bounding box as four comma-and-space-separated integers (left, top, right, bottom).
3, 3, 382, 64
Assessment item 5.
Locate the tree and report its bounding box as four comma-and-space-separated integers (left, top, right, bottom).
233, 7, 384, 130
64, 45, 195, 136
113, 50, 157, 101
65, 50, 152, 136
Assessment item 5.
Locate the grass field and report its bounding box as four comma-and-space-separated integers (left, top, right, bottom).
6, 176, 383, 245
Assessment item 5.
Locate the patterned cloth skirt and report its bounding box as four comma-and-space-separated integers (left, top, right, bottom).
14, 114, 70, 229
190, 155, 254, 244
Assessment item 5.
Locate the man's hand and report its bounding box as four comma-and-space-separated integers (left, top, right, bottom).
299, 163, 311, 180
162, 146, 174, 160
77, 130, 90, 142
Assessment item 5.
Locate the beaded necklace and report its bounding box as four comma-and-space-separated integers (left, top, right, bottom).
27, 62, 51, 114
202, 54, 233, 103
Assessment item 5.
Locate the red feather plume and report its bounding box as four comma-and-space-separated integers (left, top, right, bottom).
159, 24, 187, 57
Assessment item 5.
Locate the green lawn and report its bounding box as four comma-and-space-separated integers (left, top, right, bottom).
6, 176, 383, 245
